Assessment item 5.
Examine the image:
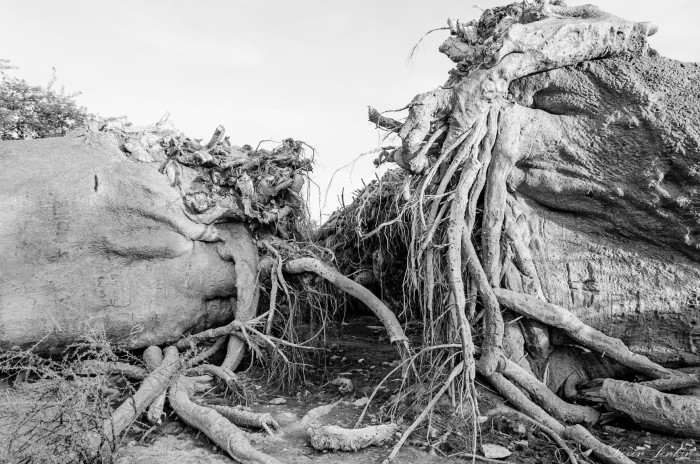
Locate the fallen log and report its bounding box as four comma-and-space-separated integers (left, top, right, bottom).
308, 423, 398, 452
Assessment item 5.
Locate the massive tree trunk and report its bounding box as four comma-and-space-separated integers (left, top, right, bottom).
320, 1, 700, 460
335, 2, 700, 373
503, 50, 700, 387
3, 1, 700, 462
0, 123, 314, 463
0, 133, 254, 353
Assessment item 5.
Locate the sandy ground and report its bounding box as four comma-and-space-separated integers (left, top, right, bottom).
111, 316, 699, 464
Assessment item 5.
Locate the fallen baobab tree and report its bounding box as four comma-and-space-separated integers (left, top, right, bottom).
0, 117, 409, 462
2, 1, 700, 463
319, 0, 700, 462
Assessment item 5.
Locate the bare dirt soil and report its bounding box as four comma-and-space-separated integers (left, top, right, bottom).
114, 316, 698, 464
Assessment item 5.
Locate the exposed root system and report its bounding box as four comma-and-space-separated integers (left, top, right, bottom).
2, 1, 696, 463
317, 1, 696, 461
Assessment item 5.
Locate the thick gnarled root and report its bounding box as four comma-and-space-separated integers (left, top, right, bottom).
206, 404, 281, 437
282, 257, 410, 352
500, 358, 600, 426
104, 346, 181, 443
597, 379, 700, 438
482, 370, 634, 464
168, 375, 282, 464
143, 346, 167, 425
189, 363, 241, 394
494, 288, 678, 380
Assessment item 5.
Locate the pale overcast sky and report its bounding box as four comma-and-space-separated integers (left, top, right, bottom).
2, 0, 699, 220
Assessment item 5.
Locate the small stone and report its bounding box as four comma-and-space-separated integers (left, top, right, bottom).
353, 397, 370, 407
358, 358, 365, 364
329, 377, 355, 394
268, 397, 287, 405
514, 423, 527, 434
481, 443, 512, 459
